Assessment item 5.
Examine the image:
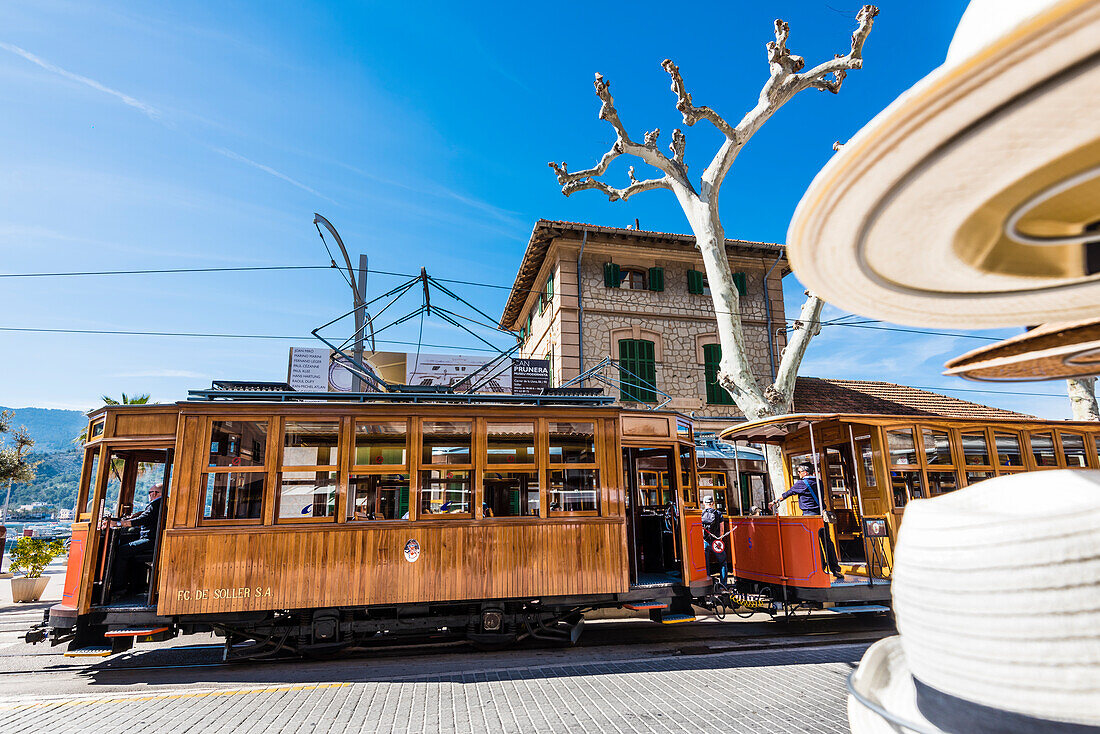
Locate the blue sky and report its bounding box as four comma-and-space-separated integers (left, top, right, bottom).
0, 0, 1074, 418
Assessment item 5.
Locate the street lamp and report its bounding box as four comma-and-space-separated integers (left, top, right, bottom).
313, 214, 368, 392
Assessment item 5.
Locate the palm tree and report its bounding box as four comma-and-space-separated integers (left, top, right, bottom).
75, 393, 153, 444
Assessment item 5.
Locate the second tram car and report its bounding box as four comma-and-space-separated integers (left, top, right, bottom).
719, 413, 1100, 607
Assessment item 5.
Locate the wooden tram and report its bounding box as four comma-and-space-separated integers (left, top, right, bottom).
719, 413, 1100, 608
37, 391, 718, 658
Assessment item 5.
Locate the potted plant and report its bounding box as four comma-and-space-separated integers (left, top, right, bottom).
9, 537, 65, 603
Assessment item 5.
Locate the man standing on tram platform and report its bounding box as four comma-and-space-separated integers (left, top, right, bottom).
770, 464, 843, 579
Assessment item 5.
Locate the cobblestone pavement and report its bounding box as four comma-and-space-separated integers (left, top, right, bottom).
0, 643, 865, 733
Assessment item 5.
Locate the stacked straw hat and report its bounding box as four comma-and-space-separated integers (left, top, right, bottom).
786, 0, 1100, 329
847, 471, 1100, 732
783, 0, 1100, 729
944, 319, 1100, 381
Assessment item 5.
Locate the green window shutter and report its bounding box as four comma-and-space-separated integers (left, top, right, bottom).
526, 313, 533, 336
618, 339, 657, 403
704, 343, 736, 405
687, 270, 703, 295
732, 272, 748, 297
648, 266, 664, 292
538, 294, 545, 316
546, 276, 554, 302
603, 262, 621, 288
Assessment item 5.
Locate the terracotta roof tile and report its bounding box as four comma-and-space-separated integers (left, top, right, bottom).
793, 377, 1034, 420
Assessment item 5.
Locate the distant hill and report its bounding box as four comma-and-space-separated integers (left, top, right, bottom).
0, 406, 89, 452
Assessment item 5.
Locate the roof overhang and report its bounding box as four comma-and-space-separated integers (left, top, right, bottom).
719, 414, 842, 444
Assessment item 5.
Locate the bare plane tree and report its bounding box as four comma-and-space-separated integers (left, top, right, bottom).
1067, 377, 1099, 421
550, 6, 878, 490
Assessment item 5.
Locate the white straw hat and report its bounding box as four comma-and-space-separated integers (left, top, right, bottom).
943, 317, 1100, 381
787, 0, 1100, 328
848, 470, 1100, 733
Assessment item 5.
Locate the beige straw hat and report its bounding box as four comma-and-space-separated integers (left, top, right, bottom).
847, 470, 1100, 733
786, 0, 1100, 328
943, 318, 1100, 381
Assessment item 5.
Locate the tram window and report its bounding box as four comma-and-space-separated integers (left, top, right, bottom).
927, 471, 958, 495
422, 421, 472, 465
994, 433, 1024, 466
921, 429, 952, 465
82, 451, 101, 515
486, 422, 536, 464
90, 420, 105, 438
419, 470, 471, 516
283, 421, 339, 466
679, 444, 697, 504
549, 469, 599, 513
1030, 432, 1058, 467
1060, 433, 1088, 467
209, 420, 267, 468
960, 432, 991, 465
966, 471, 995, 485
549, 421, 596, 463
276, 471, 336, 520
348, 474, 410, 520
355, 421, 407, 466
887, 429, 918, 466
104, 452, 126, 517
203, 472, 264, 520
890, 470, 923, 507
855, 437, 877, 487
1094, 435, 1100, 467
483, 472, 540, 517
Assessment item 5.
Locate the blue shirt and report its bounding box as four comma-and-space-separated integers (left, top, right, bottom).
779, 476, 822, 514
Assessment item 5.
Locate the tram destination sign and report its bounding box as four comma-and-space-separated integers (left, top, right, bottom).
512, 358, 550, 395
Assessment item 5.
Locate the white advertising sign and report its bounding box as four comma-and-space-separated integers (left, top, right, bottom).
405, 352, 511, 393
287, 347, 356, 392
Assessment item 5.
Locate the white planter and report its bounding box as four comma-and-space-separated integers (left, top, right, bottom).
10, 575, 50, 603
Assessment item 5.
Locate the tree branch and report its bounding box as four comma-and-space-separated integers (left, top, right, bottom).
661, 60, 735, 138
702, 5, 878, 192
548, 73, 691, 199
552, 171, 672, 202
771, 292, 825, 405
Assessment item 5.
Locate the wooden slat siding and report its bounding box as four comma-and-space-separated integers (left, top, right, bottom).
158, 521, 626, 615
113, 410, 178, 438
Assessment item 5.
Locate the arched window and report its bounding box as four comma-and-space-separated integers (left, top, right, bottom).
619, 267, 648, 290
618, 339, 657, 403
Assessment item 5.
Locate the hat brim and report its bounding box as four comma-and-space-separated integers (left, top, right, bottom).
848, 637, 944, 734
943, 318, 1100, 381
787, 0, 1100, 328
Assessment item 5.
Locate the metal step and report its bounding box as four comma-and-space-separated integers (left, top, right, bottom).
63, 646, 114, 658
656, 614, 696, 625
824, 604, 891, 614
624, 603, 669, 611
104, 626, 170, 638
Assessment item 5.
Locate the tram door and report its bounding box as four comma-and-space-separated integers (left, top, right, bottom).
821, 446, 867, 566
89, 449, 172, 607
622, 447, 683, 587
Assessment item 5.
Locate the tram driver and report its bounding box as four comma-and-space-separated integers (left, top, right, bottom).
108, 483, 164, 596
770, 464, 843, 580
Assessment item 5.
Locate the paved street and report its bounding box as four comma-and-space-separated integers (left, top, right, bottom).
0, 560, 886, 732
0, 642, 868, 733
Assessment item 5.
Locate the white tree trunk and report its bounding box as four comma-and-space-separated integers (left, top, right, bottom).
549, 7, 879, 483
1067, 377, 1100, 421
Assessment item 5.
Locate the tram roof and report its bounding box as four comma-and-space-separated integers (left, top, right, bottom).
719, 412, 1100, 444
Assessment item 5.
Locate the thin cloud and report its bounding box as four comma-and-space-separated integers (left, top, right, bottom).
113, 369, 209, 379
208, 146, 334, 202
0, 42, 159, 119
1, 42, 333, 201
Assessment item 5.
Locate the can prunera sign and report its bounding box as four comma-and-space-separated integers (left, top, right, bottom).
512, 358, 550, 395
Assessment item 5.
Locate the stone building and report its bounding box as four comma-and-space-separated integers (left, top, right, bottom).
499, 220, 789, 431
